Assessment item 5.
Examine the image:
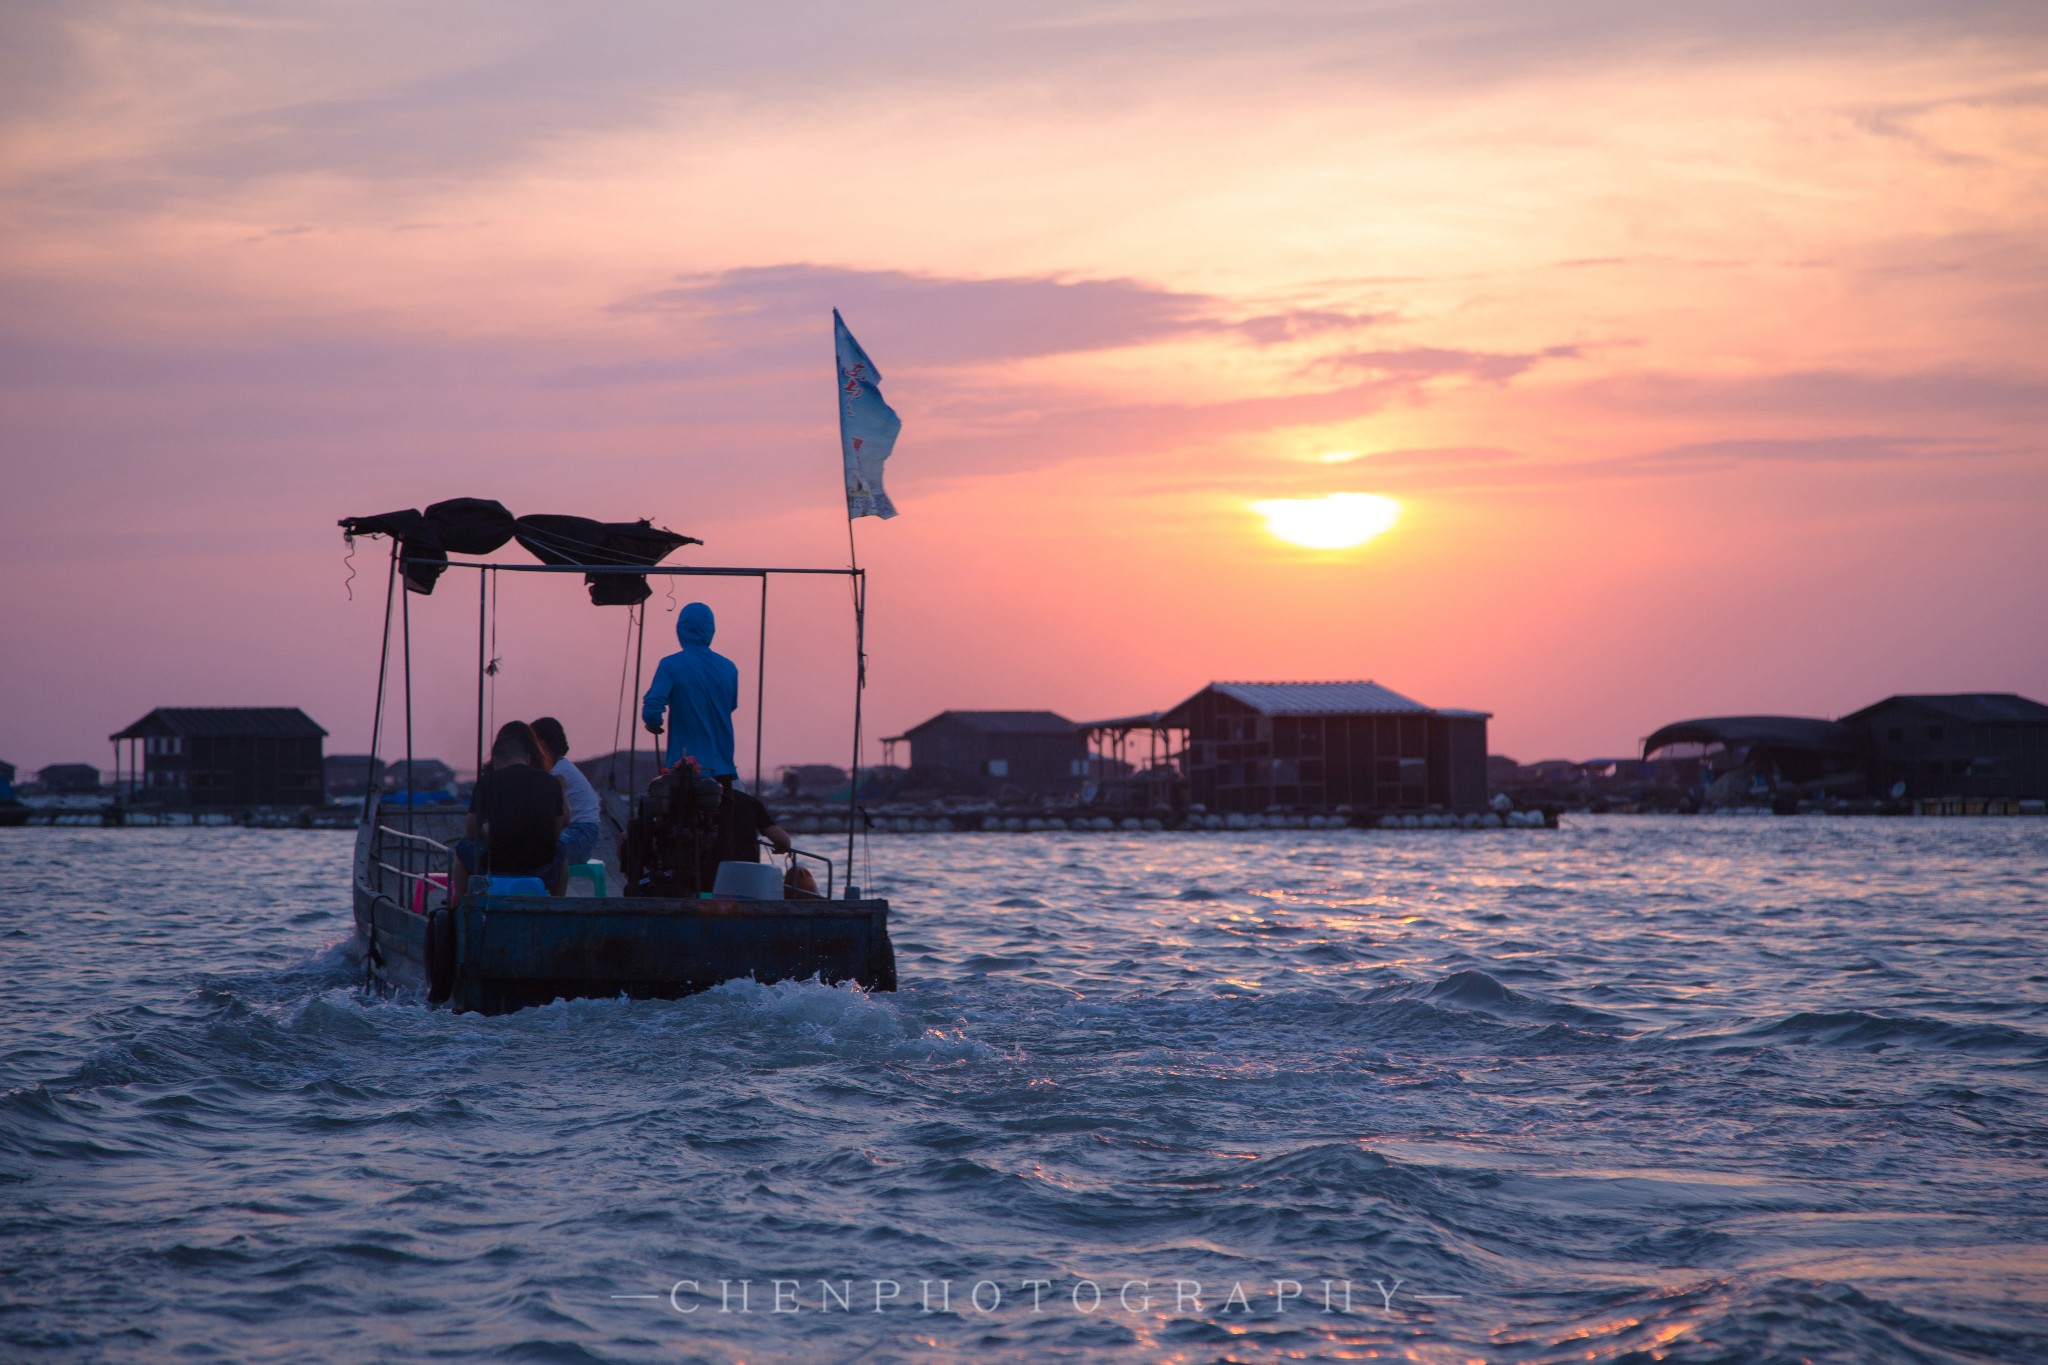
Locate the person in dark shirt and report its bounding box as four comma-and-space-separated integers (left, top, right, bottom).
715, 788, 822, 896
451, 721, 567, 901
719, 788, 792, 865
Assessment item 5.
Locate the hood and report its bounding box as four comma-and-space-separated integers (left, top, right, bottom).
676, 601, 716, 648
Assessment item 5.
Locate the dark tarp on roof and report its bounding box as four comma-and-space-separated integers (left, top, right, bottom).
887, 711, 1077, 741
338, 498, 699, 605
1642, 715, 1864, 757
112, 708, 328, 741
1839, 693, 2048, 726
1073, 711, 1170, 734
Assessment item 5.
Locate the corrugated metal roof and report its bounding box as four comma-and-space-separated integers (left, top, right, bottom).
1209, 681, 1431, 716
111, 708, 328, 740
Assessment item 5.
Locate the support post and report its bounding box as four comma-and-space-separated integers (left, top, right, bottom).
632, 603, 647, 792
362, 545, 398, 822
475, 569, 487, 793
402, 567, 415, 866
754, 575, 767, 796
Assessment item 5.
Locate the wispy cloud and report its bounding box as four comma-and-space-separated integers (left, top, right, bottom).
614, 264, 1389, 368
1326, 344, 1581, 385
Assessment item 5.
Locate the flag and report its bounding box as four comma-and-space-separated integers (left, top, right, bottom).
834, 309, 902, 520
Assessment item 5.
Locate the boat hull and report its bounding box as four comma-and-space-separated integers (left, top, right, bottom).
353, 880, 894, 1014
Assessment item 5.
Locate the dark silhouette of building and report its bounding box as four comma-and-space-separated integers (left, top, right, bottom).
382, 757, 457, 795
884, 711, 1086, 796
1842, 693, 2048, 799
36, 763, 104, 795
1163, 681, 1490, 814
110, 708, 325, 807
778, 764, 849, 800
324, 754, 386, 801
1640, 716, 1871, 801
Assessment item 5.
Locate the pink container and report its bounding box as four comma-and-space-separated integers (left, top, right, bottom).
411, 872, 450, 915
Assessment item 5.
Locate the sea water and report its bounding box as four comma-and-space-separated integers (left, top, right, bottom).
2, 818, 2045, 1363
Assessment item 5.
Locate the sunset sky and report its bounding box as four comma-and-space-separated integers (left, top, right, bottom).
3, 1, 2045, 778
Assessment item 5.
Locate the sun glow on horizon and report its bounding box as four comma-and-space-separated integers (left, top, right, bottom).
1251, 493, 1401, 550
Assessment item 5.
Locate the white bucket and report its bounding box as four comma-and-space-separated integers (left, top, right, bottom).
712, 861, 783, 900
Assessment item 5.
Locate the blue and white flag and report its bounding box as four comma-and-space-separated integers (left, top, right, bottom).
834, 309, 902, 521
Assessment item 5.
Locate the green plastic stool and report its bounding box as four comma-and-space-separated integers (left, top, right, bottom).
566, 861, 607, 897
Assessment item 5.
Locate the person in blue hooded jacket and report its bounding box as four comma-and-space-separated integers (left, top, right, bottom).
642, 602, 740, 779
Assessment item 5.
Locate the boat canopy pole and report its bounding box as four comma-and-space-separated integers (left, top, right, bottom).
402, 563, 416, 862
632, 603, 647, 801
400, 554, 869, 898
474, 570, 487, 800
403, 559, 860, 579
754, 576, 768, 797
844, 504, 866, 898
362, 545, 399, 821
846, 567, 865, 898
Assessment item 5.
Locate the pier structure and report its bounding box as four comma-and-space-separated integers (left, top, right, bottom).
1075, 710, 1187, 811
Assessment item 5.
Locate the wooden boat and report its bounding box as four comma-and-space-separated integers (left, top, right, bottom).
349, 784, 897, 1020
352, 809, 894, 1014
341, 497, 893, 1014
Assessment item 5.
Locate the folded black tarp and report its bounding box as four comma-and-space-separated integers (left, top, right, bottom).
340, 498, 700, 605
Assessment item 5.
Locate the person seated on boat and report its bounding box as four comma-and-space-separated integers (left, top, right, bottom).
530, 716, 602, 883
720, 786, 793, 864
705, 785, 814, 896
451, 721, 567, 901
641, 601, 739, 783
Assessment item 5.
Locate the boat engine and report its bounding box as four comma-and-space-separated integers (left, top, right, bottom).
621, 765, 727, 897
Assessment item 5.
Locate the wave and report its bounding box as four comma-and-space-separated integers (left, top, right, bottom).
1494, 1275, 2048, 1364
1360, 968, 1630, 1031
1726, 1010, 2048, 1057
677, 976, 997, 1064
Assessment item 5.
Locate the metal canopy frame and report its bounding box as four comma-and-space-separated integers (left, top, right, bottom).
408, 560, 860, 579
365, 551, 869, 899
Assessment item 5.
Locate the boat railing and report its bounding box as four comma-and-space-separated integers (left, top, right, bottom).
373, 823, 454, 908
378, 824, 451, 853
780, 843, 836, 901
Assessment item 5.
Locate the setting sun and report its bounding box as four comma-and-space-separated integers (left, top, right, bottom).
1251, 493, 1401, 550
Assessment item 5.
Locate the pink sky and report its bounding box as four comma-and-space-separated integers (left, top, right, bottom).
2, 1, 2045, 777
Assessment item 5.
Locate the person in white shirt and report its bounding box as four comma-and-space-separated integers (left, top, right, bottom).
531, 717, 602, 878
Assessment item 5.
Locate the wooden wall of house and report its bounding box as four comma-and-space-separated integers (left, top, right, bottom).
1180, 688, 1472, 813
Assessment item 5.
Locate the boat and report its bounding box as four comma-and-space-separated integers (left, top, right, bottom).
0, 765, 24, 827
341, 498, 895, 1014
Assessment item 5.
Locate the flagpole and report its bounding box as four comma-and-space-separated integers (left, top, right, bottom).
834, 307, 896, 902
845, 513, 863, 898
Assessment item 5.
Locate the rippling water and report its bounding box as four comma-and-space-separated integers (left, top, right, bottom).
3, 819, 2046, 1362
